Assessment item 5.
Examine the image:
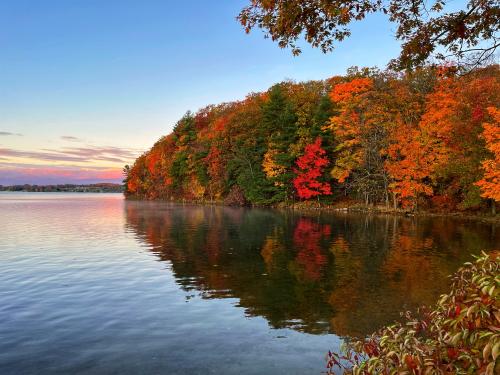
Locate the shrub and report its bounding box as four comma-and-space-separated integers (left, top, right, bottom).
327, 252, 499, 374
224, 185, 248, 206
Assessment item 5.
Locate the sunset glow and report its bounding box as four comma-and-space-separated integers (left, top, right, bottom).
0, 133, 142, 184
0, 1, 400, 185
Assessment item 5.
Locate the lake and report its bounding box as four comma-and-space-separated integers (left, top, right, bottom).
0, 193, 498, 374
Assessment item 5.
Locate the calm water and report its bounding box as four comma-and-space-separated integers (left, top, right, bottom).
1, 193, 498, 374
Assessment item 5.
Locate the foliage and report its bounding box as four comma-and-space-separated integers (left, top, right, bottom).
238, 0, 500, 70
293, 137, 332, 199
124, 64, 499, 213
261, 85, 299, 202
326, 75, 393, 205
327, 252, 500, 374
224, 184, 248, 206
476, 107, 500, 202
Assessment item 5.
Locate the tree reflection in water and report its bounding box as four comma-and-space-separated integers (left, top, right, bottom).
125, 202, 499, 337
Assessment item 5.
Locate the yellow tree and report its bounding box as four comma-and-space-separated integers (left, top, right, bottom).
262, 146, 287, 186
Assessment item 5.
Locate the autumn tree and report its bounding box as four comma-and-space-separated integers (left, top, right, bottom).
410, 67, 499, 210
327, 72, 394, 205
293, 137, 332, 200
476, 107, 500, 212
286, 80, 331, 154
238, 0, 499, 70
439, 71, 499, 209
384, 70, 435, 209
385, 124, 434, 209
327, 77, 373, 184
124, 155, 148, 198
205, 145, 226, 200
224, 94, 278, 205
261, 85, 298, 202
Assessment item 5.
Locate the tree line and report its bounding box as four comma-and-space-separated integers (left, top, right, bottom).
124, 65, 499, 212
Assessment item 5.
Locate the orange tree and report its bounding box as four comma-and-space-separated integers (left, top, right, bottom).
476, 107, 500, 210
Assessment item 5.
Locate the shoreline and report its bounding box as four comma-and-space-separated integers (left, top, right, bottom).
124, 196, 500, 224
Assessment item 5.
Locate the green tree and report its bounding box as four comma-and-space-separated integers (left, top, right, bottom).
261, 84, 298, 203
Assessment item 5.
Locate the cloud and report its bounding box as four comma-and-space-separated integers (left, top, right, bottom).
0, 148, 88, 162
0, 131, 22, 136
0, 164, 124, 185
0, 143, 143, 184
0, 145, 142, 164
60, 135, 83, 142
0, 161, 119, 170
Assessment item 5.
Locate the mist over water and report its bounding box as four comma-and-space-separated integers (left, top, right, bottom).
1, 193, 498, 374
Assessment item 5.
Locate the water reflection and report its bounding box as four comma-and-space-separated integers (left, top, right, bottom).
125, 202, 499, 337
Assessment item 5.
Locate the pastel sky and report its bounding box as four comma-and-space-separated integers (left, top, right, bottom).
0, 0, 404, 185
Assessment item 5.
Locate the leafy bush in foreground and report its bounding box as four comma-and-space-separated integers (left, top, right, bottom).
327, 252, 499, 374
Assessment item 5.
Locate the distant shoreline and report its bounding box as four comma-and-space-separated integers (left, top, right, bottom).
0, 191, 123, 193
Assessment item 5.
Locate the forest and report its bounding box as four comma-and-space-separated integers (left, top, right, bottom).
124, 65, 499, 213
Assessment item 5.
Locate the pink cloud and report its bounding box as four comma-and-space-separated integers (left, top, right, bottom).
0, 142, 143, 185
0, 145, 141, 164
0, 165, 124, 185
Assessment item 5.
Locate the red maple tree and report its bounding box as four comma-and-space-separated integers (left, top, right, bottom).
293, 137, 332, 199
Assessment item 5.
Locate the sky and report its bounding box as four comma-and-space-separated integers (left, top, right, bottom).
0, 0, 402, 185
